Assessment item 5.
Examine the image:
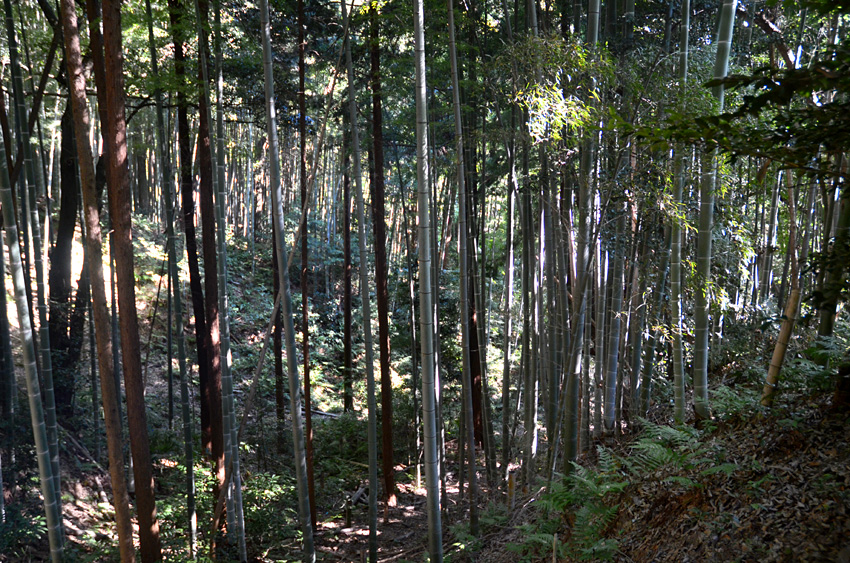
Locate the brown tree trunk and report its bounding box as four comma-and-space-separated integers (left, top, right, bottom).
59, 0, 135, 558
83, 0, 109, 167
167, 0, 212, 465
196, 0, 224, 493
101, 0, 162, 559
136, 153, 150, 214
370, 3, 396, 508
49, 103, 90, 420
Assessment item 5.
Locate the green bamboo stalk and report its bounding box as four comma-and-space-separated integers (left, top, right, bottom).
448, 0, 479, 535
4, 0, 61, 511
669, 0, 690, 424
413, 0, 443, 553
694, 0, 737, 421
258, 0, 315, 557
211, 0, 247, 554
0, 86, 63, 563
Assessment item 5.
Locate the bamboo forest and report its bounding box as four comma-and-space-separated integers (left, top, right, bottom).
0, 0, 847, 560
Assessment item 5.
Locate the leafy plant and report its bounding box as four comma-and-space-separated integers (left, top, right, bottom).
0, 505, 47, 558
530, 458, 627, 561
711, 384, 762, 420
626, 419, 701, 476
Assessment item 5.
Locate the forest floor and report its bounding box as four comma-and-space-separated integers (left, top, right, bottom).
600, 391, 849, 563
34, 382, 848, 562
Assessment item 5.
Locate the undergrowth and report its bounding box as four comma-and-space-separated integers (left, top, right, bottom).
509, 417, 742, 561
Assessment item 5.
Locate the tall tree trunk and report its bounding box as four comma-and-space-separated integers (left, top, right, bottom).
0, 232, 13, 431
102, 0, 162, 557
693, 0, 737, 421
342, 2, 379, 556
603, 212, 625, 433
594, 231, 606, 438
273, 233, 286, 451
669, 0, 690, 423
448, 0, 479, 534
762, 172, 800, 406
500, 147, 516, 483
49, 103, 82, 418
520, 137, 537, 484
297, 0, 317, 530
560, 143, 591, 467
60, 1, 135, 557
5, 0, 62, 507
207, 0, 247, 552
195, 0, 225, 495
259, 0, 315, 558
369, 1, 396, 510
144, 0, 196, 552
413, 0, 443, 553
0, 67, 63, 563
342, 129, 353, 414
395, 150, 420, 489
168, 0, 212, 475
818, 165, 850, 339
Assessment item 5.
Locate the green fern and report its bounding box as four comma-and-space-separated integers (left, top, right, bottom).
700, 463, 738, 477
664, 475, 698, 488
629, 439, 682, 474
568, 503, 621, 561
626, 418, 706, 476
636, 417, 699, 448
711, 385, 760, 419
597, 446, 620, 474
578, 537, 620, 561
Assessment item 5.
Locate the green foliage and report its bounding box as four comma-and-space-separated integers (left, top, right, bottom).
446, 522, 480, 561
711, 385, 763, 420
492, 34, 613, 144
627, 420, 701, 477
512, 419, 748, 560
508, 454, 627, 562
312, 412, 369, 489
0, 505, 47, 559
241, 472, 300, 542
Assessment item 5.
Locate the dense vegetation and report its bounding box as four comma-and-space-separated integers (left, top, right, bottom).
0, 0, 848, 560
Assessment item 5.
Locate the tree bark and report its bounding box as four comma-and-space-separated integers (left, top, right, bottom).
102, 0, 162, 557
342, 1, 379, 555
762, 172, 800, 406
693, 0, 737, 421
448, 0, 478, 533
168, 0, 212, 469
342, 129, 353, 413
59, 0, 135, 557
145, 0, 197, 551
196, 0, 225, 487
49, 103, 84, 419
297, 0, 317, 528
369, 2, 396, 509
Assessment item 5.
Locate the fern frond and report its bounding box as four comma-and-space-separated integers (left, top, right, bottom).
629, 439, 678, 473
664, 475, 698, 488
597, 446, 620, 474
636, 417, 699, 449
